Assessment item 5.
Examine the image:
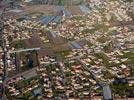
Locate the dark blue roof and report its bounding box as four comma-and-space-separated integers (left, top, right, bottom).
52, 16, 61, 23
41, 16, 62, 25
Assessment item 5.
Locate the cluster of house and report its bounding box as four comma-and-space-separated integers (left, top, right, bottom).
6, 75, 41, 99
0, 48, 4, 98
57, 0, 133, 41
37, 57, 103, 99
1, 17, 52, 73
1, 0, 134, 99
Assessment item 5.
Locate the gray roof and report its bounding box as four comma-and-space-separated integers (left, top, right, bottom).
103, 85, 113, 100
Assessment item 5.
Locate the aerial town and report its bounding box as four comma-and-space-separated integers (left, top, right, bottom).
0, 0, 134, 100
